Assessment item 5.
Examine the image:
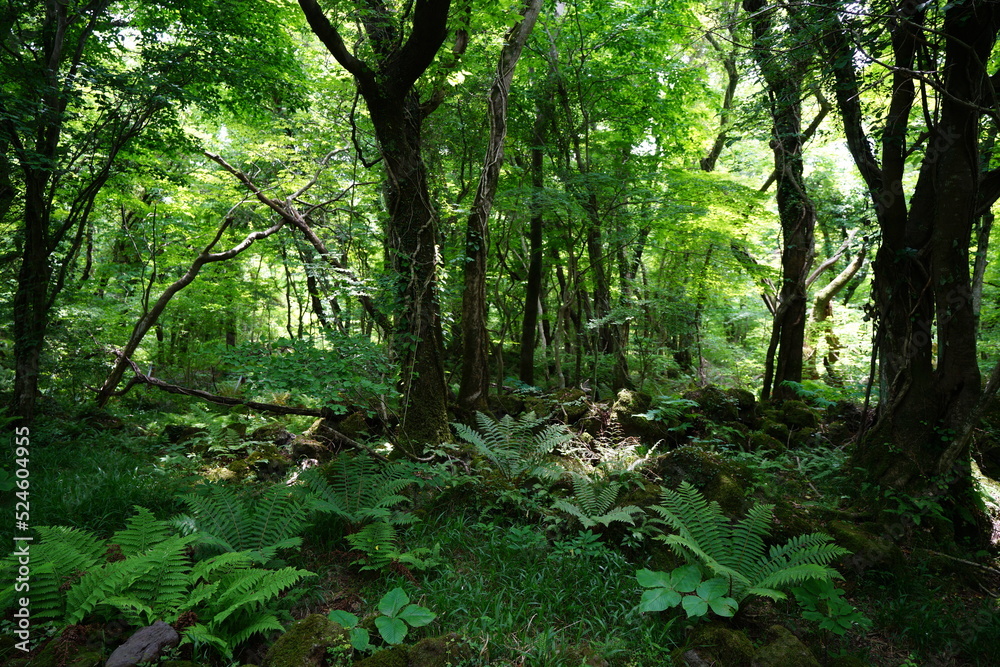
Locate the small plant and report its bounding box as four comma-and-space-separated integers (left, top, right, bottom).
792, 578, 872, 635
636, 395, 699, 429
328, 587, 436, 650
637, 565, 738, 618
637, 482, 849, 618
553, 475, 644, 529
550, 530, 609, 560
453, 411, 572, 482
344, 521, 440, 572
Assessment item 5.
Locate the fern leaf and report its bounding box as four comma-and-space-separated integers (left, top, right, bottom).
725, 502, 772, 574
111, 507, 172, 556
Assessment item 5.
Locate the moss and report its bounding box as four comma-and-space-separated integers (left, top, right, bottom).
675, 623, 754, 666
828, 519, 905, 574
761, 419, 790, 444
753, 625, 820, 667
338, 412, 369, 439
407, 633, 470, 667
552, 388, 589, 422
261, 614, 350, 667
780, 400, 819, 429
747, 430, 784, 453
726, 387, 759, 427
289, 436, 331, 463
612, 389, 672, 442
683, 385, 740, 423
353, 647, 409, 667
788, 427, 819, 449
649, 445, 752, 512
705, 472, 746, 516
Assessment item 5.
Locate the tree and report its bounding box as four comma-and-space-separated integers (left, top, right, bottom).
458, 0, 543, 413
743, 0, 818, 401
817, 0, 1000, 535
297, 0, 456, 449
0, 0, 299, 424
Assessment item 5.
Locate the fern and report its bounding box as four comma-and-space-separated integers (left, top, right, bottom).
177, 482, 308, 560
111, 507, 173, 557
651, 481, 849, 603
0, 526, 106, 621
453, 411, 572, 481
553, 476, 644, 528
299, 455, 415, 528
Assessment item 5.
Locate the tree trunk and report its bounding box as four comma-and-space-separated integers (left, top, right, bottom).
459, 0, 542, 412
519, 94, 549, 386
298, 0, 454, 450
745, 0, 817, 401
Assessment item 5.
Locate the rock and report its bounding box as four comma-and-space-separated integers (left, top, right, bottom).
679, 624, 755, 666
747, 431, 784, 453
261, 614, 350, 667
105, 621, 179, 667
753, 625, 820, 667
249, 423, 295, 447
336, 412, 369, 439
408, 633, 469, 667
683, 385, 740, 424
353, 647, 409, 667
648, 446, 752, 516
289, 436, 331, 463
761, 418, 790, 444
551, 388, 589, 422
705, 472, 746, 516
726, 387, 760, 428
828, 520, 905, 574
612, 389, 672, 443
789, 427, 819, 449
780, 400, 819, 429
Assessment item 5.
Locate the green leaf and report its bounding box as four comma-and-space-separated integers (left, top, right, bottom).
328, 610, 358, 628
681, 595, 709, 618
696, 577, 730, 599
636, 569, 671, 588
639, 587, 681, 612
397, 604, 436, 627
349, 627, 373, 651
375, 616, 408, 645
671, 565, 702, 593
707, 595, 739, 617
378, 587, 410, 617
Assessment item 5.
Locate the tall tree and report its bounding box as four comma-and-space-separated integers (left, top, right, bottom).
297, 0, 455, 449
744, 0, 818, 401
459, 0, 543, 413
818, 0, 1000, 536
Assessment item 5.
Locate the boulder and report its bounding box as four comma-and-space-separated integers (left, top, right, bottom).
353, 647, 409, 667
289, 436, 331, 463
780, 400, 819, 429
612, 389, 672, 443
248, 423, 295, 447
683, 385, 740, 424
261, 615, 350, 667
753, 625, 820, 667
678, 624, 755, 666
105, 621, 179, 667
408, 633, 470, 667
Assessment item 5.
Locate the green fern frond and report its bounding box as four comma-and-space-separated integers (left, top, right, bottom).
454, 412, 572, 481
300, 456, 414, 527
650, 482, 849, 605
111, 507, 172, 556
555, 476, 644, 529
346, 522, 397, 570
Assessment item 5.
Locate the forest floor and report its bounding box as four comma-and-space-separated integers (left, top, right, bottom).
3, 383, 1000, 666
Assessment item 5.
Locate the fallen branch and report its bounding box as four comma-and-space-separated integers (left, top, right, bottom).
99, 352, 389, 463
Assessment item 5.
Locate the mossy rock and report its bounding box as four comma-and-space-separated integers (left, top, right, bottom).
408, 633, 470, 667
780, 400, 819, 429
828, 520, 905, 574
612, 389, 672, 442
726, 387, 759, 426
753, 625, 820, 667
523, 395, 557, 417
683, 385, 740, 424
261, 614, 350, 667
788, 427, 819, 449
249, 423, 295, 446
353, 647, 408, 667
337, 412, 370, 439
747, 430, 784, 454
705, 472, 747, 516
648, 446, 751, 516
224, 422, 248, 438
761, 419, 790, 444
675, 623, 754, 666
246, 442, 292, 481
290, 436, 332, 463
552, 388, 589, 422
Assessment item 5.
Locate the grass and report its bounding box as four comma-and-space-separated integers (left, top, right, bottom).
356, 506, 682, 666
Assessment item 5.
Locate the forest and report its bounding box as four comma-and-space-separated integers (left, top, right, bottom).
2, 0, 1000, 664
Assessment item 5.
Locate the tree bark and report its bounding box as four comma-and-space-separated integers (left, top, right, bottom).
459, 0, 542, 412
745, 0, 817, 401
298, 0, 453, 450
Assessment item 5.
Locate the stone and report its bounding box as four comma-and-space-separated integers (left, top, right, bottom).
679, 624, 755, 666
353, 647, 409, 667
289, 436, 331, 463
105, 621, 179, 667
780, 400, 819, 429
261, 615, 350, 667
753, 625, 820, 667
408, 633, 469, 667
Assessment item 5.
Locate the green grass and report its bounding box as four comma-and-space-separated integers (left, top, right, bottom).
361, 507, 681, 666
1, 417, 192, 542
